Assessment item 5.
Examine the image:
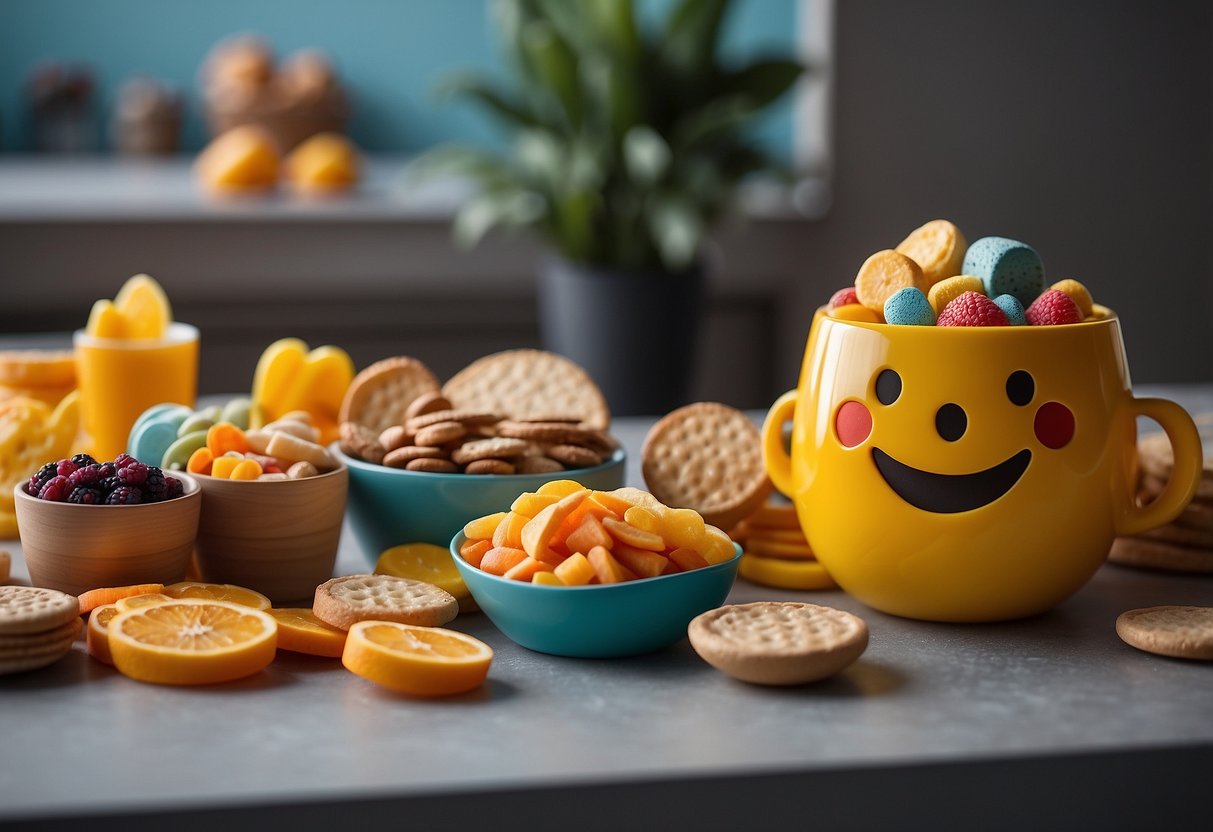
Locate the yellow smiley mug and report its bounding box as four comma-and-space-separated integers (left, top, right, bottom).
763, 307, 1202, 622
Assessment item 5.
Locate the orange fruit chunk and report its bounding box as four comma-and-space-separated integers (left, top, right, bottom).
86, 603, 122, 665
269, 608, 347, 658
463, 512, 506, 541
113, 274, 172, 339
342, 621, 492, 696
163, 581, 272, 611
78, 583, 166, 615
108, 600, 277, 685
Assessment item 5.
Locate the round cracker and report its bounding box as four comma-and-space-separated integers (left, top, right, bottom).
1107, 536, 1213, 574
642, 402, 773, 531
0, 617, 81, 650
0, 648, 75, 677
339, 357, 441, 436
0, 586, 80, 636
689, 602, 867, 685
1116, 605, 1213, 660
405, 458, 458, 473
338, 421, 385, 465
544, 444, 603, 470
443, 350, 610, 430
515, 456, 564, 475
463, 458, 516, 475
383, 446, 446, 468
404, 392, 453, 422
450, 437, 529, 465
313, 574, 458, 631
414, 421, 466, 447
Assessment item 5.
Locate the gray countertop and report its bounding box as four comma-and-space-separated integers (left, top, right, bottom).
2, 389, 1212, 830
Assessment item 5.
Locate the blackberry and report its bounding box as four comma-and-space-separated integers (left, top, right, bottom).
56, 458, 79, 477
70, 453, 97, 468
164, 476, 184, 499
67, 464, 103, 489
105, 486, 143, 505
118, 462, 149, 486
143, 470, 168, 502
99, 476, 123, 494
67, 486, 103, 504
27, 461, 58, 495
38, 475, 72, 502
114, 453, 137, 470
96, 462, 117, 480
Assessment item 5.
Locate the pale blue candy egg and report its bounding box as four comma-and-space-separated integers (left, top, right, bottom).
127, 406, 192, 467
883, 286, 936, 326
991, 293, 1026, 325
962, 237, 1045, 306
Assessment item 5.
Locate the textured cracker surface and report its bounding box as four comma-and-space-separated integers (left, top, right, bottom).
443, 350, 610, 430
694, 602, 864, 657
314, 574, 457, 629
340, 357, 441, 435
1116, 605, 1213, 660
0, 586, 80, 635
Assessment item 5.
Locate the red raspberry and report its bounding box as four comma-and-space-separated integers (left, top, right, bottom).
114, 453, 138, 470
936, 291, 1011, 327
38, 475, 72, 502
68, 464, 103, 489
829, 287, 859, 309
56, 459, 78, 477
118, 462, 149, 486
1026, 289, 1082, 326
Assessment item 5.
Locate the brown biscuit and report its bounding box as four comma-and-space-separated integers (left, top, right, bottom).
339, 357, 441, 436
642, 402, 773, 531
450, 437, 529, 465
405, 458, 459, 473
414, 421, 466, 447
378, 425, 413, 453
495, 421, 601, 446
313, 574, 458, 630
442, 349, 610, 430
406, 409, 501, 432
0, 617, 81, 650
544, 444, 603, 469
1107, 536, 1213, 573
0, 586, 80, 636
338, 421, 385, 465
1135, 523, 1213, 549
464, 459, 517, 475
1137, 422, 1213, 500
404, 392, 453, 422
515, 456, 565, 475
1116, 605, 1213, 660
382, 446, 446, 468
0, 648, 77, 676
688, 602, 868, 685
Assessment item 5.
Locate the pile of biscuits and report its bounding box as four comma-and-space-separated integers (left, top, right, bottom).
338, 351, 619, 476
0, 586, 81, 676
1110, 414, 1213, 574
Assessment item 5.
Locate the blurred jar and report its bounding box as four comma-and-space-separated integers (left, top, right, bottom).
111, 77, 183, 155
26, 63, 97, 153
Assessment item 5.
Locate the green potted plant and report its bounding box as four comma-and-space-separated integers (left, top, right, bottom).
425, 0, 803, 415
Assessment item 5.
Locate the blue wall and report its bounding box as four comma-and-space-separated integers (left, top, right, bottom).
0, 0, 798, 158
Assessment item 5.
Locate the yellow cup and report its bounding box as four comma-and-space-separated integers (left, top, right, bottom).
73, 322, 200, 461
763, 308, 1202, 622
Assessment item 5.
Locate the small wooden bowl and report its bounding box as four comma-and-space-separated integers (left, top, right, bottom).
13, 474, 201, 596
193, 465, 347, 604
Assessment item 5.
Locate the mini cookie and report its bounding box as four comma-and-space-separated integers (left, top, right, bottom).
642, 402, 773, 531
339, 421, 385, 465
463, 459, 516, 475
0, 586, 80, 636
1116, 606, 1213, 660
495, 421, 601, 446
1107, 537, 1213, 574
313, 574, 458, 630
339, 357, 442, 436
442, 349, 610, 430
451, 437, 529, 465
383, 446, 446, 468
515, 456, 564, 475
404, 392, 453, 422
544, 444, 603, 469
378, 425, 413, 453
689, 602, 867, 685
405, 458, 458, 473
414, 421, 466, 447
0, 617, 81, 649
406, 409, 500, 432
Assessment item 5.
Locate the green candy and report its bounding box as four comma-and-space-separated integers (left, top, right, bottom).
220, 397, 253, 431
177, 413, 216, 438
162, 430, 209, 470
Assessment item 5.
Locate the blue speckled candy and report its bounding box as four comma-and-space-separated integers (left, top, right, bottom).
883, 286, 936, 326
991, 293, 1026, 325
962, 237, 1045, 306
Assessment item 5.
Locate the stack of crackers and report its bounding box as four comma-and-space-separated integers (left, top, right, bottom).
1110, 414, 1213, 574
731, 502, 838, 591
0, 586, 81, 676
338, 350, 618, 475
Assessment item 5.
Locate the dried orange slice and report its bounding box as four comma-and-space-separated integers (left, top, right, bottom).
374, 543, 469, 602
269, 608, 347, 658
342, 621, 492, 696
86, 603, 122, 666
114, 274, 171, 339
85, 299, 127, 339
116, 592, 173, 611
107, 599, 277, 685
163, 581, 272, 611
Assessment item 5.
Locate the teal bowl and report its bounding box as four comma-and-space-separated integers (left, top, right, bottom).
450, 531, 742, 658
334, 445, 627, 561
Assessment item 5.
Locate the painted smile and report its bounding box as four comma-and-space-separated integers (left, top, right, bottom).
872, 448, 1032, 513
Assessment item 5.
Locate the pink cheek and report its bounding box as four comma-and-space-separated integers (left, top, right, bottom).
836, 401, 873, 448
1034, 401, 1075, 449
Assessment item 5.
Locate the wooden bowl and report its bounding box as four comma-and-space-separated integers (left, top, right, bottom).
192, 465, 347, 604
13, 474, 201, 596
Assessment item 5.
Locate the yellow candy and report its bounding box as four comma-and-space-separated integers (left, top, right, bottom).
701, 524, 738, 565
659, 507, 707, 551
463, 512, 507, 541
827, 304, 882, 323
113, 274, 171, 340
928, 275, 985, 314
510, 492, 559, 517
895, 219, 967, 289
854, 250, 926, 312
85, 299, 128, 339
531, 571, 565, 587
739, 554, 839, 590
250, 339, 353, 445
229, 459, 263, 480
536, 480, 586, 498
1050, 279, 1094, 319
210, 456, 241, 479
623, 506, 661, 535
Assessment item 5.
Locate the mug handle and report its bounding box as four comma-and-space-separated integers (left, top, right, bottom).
1115, 397, 1203, 537
762, 390, 799, 497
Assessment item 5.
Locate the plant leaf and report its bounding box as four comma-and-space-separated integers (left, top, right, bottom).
623, 126, 671, 186
646, 195, 703, 271
662, 0, 729, 82
453, 189, 547, 248
520, 21, 583, 131
720, 58, 803, 110
436, 74, 541, 129
671, 94, 755, 150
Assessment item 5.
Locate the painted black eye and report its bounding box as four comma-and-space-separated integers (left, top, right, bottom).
936, 403, 967, 441
1006, 371, 1034, 406
875, 369, 902, 405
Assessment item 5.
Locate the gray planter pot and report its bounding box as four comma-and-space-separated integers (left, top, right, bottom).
538, 256, 704, 417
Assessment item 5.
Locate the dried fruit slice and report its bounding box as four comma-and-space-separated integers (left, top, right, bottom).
163, 581, 272, 611
269, 608, 347, 658
107, 600, 278, 685
113, 274, 171, 340
342, 621, 492, 696
85, 299, 127, 339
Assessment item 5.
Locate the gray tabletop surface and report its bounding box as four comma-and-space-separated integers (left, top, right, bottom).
1, 386, 1211, 831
